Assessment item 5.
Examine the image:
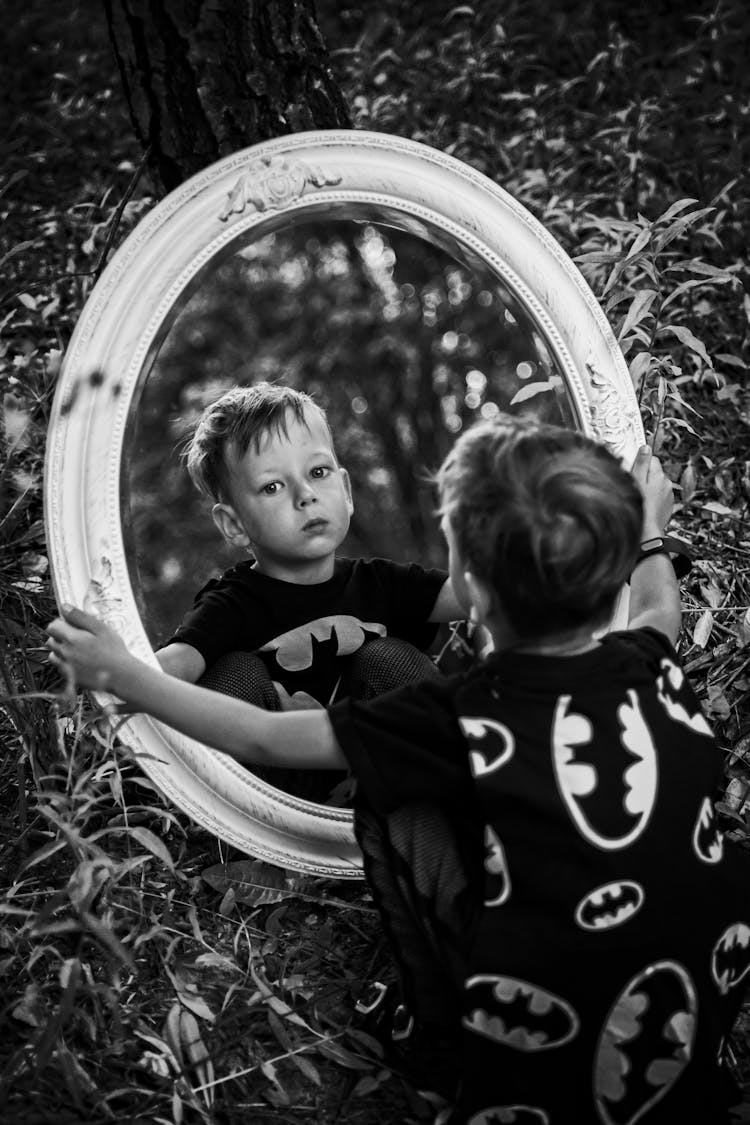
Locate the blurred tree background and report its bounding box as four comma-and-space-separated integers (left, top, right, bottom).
128, 218, 574, 642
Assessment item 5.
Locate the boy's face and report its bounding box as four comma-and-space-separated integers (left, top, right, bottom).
212, 406, 353, 583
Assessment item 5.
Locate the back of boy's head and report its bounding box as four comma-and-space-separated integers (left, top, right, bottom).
184, 382, 333, 504
437, 414, 643, 638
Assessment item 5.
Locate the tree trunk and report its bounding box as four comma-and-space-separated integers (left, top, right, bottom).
103, 0, 351, 193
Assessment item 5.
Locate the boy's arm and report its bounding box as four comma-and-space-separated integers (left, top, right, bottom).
47, 608, 345, 770
626, 446, 682, 645
155, 642, 206, 682
428, 577, 466, 622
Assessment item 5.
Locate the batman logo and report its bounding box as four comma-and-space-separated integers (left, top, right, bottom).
483, 824, 511, 907
460, 716, 516, 778
575, 880, 644, 932
656, 658, 712, 738
468, 1108, 550, 1125
552, 691, 657, 850
692, 796, 724, 864
260, 615, 386, 671
711, 922, 750, 995
463, 975, 579, 1051
594, 959, 696, 1125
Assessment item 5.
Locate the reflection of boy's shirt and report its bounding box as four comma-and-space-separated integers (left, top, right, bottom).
162, 557, 447, 704
330, 627, 750, 1124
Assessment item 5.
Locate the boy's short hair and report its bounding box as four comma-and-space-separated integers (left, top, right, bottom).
437, 414, 643, 638
184, 382, 334, 504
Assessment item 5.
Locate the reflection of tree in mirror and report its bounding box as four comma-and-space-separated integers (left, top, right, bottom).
126, 220, 577, 644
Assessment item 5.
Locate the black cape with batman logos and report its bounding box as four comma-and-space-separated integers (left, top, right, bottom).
332, 627, 750, 1124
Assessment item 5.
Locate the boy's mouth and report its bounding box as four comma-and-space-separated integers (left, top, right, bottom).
302, 517, 328, 533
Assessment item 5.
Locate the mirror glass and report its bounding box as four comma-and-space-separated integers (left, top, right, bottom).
125, 217, 575, 645
122, 217, 577, 801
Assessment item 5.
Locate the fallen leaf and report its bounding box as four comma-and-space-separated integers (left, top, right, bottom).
202, 859, 310, 907
692, 610, 714, 649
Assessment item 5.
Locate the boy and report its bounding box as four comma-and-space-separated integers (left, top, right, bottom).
47, 417, 748, 1122
156, 382, 463, 710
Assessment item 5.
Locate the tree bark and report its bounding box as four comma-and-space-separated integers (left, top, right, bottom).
103, 0, 351, 193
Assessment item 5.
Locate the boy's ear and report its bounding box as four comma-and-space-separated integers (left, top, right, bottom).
340, 467, 354, 515
464, 570, 493, 625
212, 502, 251, 548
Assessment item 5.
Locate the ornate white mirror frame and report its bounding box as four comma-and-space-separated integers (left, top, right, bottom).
44, 129, 644, 878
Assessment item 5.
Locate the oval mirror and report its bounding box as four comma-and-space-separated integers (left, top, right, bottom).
45, 130, 644, 877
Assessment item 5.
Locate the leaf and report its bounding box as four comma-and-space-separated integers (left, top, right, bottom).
662, 275, 732, 310
129, 826, 175, 870
618, 289, 657, 342
625, 226, 652, 260
715, 353, 746, 369
628, 352, 653, 388
509, 379, 559, 405
679, 462, 697, 503
267, 1009, 294, 1051
265, 904, 289, 936
316, 1038, 373, 1070
659, 324, 712, 368
737, 608, 750, 648
657, 198, 699, 223
572, 250, 622, 265
699, 580, 723, 609
291, 1052, 322, 1085
352, 1072, 391, 1097
654, 208, 715, 250
702, 500, 739, 518
201, 859, 308, 907
692, 610, 714, 649
706, 685, 731, 720
260, 1059, 290, 1104
12, 983, 46, 1027
180, 1009, 214, 1102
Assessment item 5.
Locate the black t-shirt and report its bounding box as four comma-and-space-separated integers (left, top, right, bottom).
329, 627, 750, 1123
163, 557, 447, 703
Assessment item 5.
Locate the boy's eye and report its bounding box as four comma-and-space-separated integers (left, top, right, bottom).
261, 481, 282, 495
310, 465, 332, 479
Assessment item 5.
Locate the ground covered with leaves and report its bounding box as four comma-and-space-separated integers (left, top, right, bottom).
2, 0, 750, 1121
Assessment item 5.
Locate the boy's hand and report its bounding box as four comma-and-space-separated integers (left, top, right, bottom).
46, 606, 130, 691
273, 682, 325, 712
630, 445, 674, 539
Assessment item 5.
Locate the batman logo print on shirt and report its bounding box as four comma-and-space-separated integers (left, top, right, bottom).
594, 959, 697, 1125
463, 975, 579, 1051
468, 1108, 550, 1125
460, 716, 516, 778
259, 615, 386, 671
656, 658, 713, 737
693, 796, 724, 864
552, 691, 658, 849
575, 880, 644, 932
483, 824, 511, 907
711, 922, 750, 995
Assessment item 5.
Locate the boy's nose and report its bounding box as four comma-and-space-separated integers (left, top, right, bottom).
295, 482, 317, 506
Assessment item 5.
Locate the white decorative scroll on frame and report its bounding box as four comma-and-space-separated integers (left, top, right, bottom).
44, 130, 644, 878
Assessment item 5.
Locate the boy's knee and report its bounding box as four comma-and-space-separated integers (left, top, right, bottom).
198, 651, 280, 710
348, 637, 438, 700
